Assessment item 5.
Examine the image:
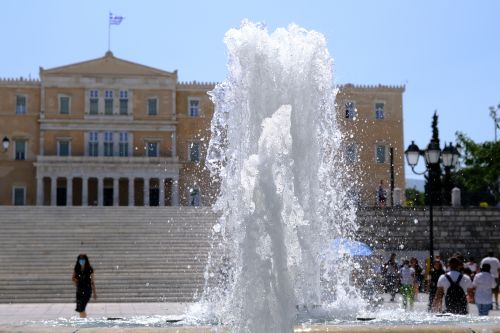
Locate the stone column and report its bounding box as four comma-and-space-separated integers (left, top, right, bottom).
39, 130, 45, 156
393, 187, 402, 207
171, 177, 179, 206
113, 178, 119, 206
451, 187, 461, 208
159, 178, 165, 207
171, 131, 176, 157
143, 178, 150, 206
67, 177, 73, 206
36, 177, 44, 206
50, 177, 57, 206
128, 178, 135, 207
97, 177, 104, 207
82, 177, 88, 206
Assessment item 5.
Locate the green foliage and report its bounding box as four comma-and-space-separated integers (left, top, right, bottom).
455, 132, 500, 206
405, 188, 425, 207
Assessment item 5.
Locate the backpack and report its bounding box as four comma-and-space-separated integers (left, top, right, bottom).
444, 274, 468, 314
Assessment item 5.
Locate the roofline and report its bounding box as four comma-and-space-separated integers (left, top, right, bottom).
40, 51, 177, 78
338, 83, 405, 92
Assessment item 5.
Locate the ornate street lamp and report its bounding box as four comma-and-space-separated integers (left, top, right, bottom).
404, 140, 460, 263
2, 136, 10, 152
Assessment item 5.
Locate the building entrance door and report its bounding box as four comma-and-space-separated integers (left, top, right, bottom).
150, 188, 159, 206
56, 188, 66, 206
103, 188, 113, 206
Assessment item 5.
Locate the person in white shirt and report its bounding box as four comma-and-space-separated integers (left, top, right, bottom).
432, 257, 473, 314
464, 257, 478, 278
399, 259, 415, 310
472, 263, 497, 316
480, 252, 500, 310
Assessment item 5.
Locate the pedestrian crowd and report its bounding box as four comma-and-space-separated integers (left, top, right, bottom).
380, 251, 500, 315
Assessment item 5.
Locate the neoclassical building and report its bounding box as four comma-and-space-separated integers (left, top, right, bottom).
0, 52, 215, 207
0, 53, 405, 207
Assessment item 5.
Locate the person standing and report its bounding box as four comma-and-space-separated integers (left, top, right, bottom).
377, 180, 387, 207
480, 252, 500, 310
432, 257, 473, 314
72, 254, 97, 318
399, 260, 415, 310
428, 259, 445, 311
471, 264, 496, 316
382, 253, 400, 302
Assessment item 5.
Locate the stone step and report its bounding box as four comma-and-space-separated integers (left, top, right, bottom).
0, 206, 218, 303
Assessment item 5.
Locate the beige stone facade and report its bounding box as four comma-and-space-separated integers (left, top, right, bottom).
0, 53, 404, 207
336, 84, 406, 206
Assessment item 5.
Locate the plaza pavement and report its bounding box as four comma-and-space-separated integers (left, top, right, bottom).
0, 294, 499, 332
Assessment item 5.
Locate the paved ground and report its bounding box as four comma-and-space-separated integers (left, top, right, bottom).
0, 294, 499, 332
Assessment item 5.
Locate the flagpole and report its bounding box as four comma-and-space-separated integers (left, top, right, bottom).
108, 12, 111, 51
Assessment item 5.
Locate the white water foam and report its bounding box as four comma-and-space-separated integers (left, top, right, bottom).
191, 20, 361, 332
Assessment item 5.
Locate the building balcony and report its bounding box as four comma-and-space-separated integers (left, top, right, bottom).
34, 155, 181, 179
36, 155, 178, 164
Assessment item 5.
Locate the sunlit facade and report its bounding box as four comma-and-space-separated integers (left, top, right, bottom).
0, 53, 404, 206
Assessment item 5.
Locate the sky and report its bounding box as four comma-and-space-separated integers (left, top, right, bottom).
1, 0, 499, 180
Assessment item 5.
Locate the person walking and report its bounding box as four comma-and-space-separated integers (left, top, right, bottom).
471, 263, 496, 316
72, 254, 97, 318
399, 259, 415, 310
428, 259, 445, 311
465, 257, 478, 278
410, 257, 423, 297
432, 257, 473, 314
480, 251, 500, 310
382, 253, 400, 302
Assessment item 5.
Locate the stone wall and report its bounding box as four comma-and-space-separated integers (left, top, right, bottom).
356, 207, 500, 259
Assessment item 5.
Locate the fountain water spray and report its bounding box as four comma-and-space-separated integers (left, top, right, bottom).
195, 21, 360, 332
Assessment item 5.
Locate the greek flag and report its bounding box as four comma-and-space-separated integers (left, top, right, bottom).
109, 13, 124, 25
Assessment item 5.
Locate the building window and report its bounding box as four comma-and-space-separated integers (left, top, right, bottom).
189, 142, 200, 162
104, 132, 114, 156
14, 140, 26, 160
119, 132, 129, 157
88, 132, 99, 156
189, 187, 201, 206
89, 90, 99, 115
13, 187, 26, 206
188, 98, 200, 117
59, 96, 70, 114
376, 145, 386, 163
105, 90, 113, 115
57, 140, 71, 157
119, 90, 128, 115
345, 101, 356, 119
146, 142, 159, 157
16, 95, 27, 114
375, 102, 385, 119
148, 98, 158, 116
346, 143, 358, 164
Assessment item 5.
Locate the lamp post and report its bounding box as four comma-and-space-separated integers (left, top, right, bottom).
490, 105, 500, 142
404, 139, 460, 263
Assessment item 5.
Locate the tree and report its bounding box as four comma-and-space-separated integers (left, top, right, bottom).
425, 112, 444, 205
455, 132, 500, 206
405, 188, 425, 207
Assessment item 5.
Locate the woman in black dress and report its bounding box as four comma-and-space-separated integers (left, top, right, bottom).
72, 254, 97, 318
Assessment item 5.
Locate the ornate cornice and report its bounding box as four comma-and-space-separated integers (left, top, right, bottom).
0, 77, 40, 87
338, 83, 405, 92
